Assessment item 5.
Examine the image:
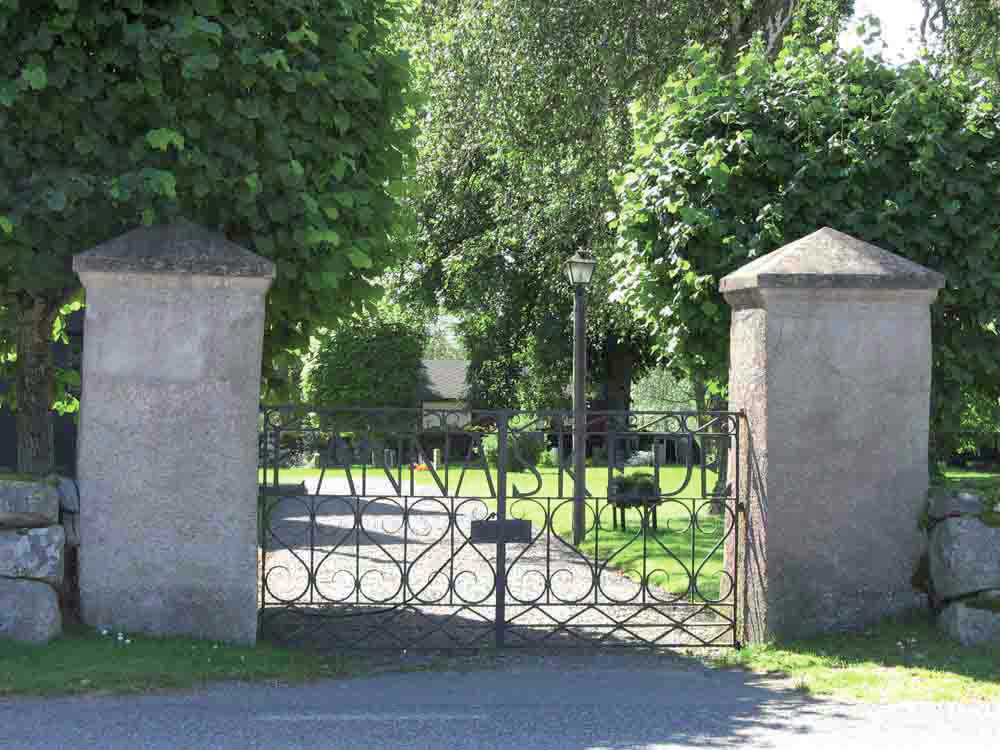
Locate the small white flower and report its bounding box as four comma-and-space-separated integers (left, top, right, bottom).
212, 644, 219, 649
124, 639, 132, 645
100, 628, 109, 636
117, 633, 124, 641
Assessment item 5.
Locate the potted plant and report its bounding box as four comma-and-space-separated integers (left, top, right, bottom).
607, 472, 660, 530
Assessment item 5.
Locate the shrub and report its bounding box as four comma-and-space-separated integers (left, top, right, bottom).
482, 431, 545, 471
625, 449, 654, 467
301, 306, 428, 434
590, 444, 608, 467
537, 448, 558, 468
620, 472, 658, 495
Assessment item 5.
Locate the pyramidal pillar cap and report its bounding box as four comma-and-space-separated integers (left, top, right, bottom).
720, 227, 945, 295
73, 219, 276, 278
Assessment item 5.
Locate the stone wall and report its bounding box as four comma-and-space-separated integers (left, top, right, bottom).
0, 477, 72, 643
926, 487, 1000, 646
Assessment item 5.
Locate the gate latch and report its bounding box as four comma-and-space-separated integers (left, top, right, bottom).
470, 518, 533, 544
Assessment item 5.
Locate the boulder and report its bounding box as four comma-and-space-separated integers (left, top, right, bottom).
0, 578, 62, 643
927, 488, 983, 520
0, 478, 60, 528
938, 595, 1000, 647
0, 526, 65, 585
929, 516, 1000, 601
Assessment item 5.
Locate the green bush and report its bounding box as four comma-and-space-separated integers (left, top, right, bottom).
591, 444, 608, 467
537, 447, 557, 468
302, 307, 427, 409
625, 472, 658, 495
482, 431, 545, 471
610, 472, 658, 497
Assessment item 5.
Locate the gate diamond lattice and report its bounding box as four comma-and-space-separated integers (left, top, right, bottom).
258, 407, 742, 649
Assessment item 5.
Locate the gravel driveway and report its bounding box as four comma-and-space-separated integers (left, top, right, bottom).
260, 477, 733, 649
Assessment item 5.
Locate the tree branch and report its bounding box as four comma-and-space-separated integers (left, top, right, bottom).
765, 0, 799, 56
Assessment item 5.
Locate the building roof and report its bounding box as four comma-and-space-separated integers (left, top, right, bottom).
419, 359, 468, 401
720, 227, 945, 293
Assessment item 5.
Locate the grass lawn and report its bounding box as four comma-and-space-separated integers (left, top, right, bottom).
0, 625, 363, 698
261, 463, 727, 601
497, 467, 726, 601
713, 610, 1000, 702
940, 467, 1000, 492
713, 468, 1000, 703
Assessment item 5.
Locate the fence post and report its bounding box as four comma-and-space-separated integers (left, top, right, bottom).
495, 412, 508, 648
721, 227, 944, 642
74, 221, 274, 644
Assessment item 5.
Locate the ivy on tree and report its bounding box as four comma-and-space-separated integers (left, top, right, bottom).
610, 38, 1000, 450
0, 0, 416, 473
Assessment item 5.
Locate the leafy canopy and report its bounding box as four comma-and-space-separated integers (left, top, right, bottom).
0, 0, 416, 395
404, 1, 853, 408
919, 1, 1000, 87
610, 39, 1000, 434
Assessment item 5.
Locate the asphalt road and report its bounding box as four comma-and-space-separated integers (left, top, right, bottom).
2, 654, 998, 750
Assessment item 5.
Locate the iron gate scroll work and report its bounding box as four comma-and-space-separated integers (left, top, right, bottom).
258, 407, 742, 649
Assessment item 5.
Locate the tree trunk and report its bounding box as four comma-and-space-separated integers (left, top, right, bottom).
691, 373, 729, 514
692, 375, 707, 415
604, 336, 634, 412
601, 336, 635, 468
707, 392, 729, 515
15, 297, 59, 476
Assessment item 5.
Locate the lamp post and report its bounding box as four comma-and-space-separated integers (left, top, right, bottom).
564, 251, 597, 545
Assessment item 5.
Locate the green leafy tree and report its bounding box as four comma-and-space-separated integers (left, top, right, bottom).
631, 369, 696, 412
423, 314, 466, 360
610, 39, 1000, 449
301, 305, 428, 409
0, 0, 415, 473
919, 1, 1000, 85
404, 0, 853, 410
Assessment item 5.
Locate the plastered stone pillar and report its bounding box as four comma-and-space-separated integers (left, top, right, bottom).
722, 227, 944, 642
74, 221, 274, 644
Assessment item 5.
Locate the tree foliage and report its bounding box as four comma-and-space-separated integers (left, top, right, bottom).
423, 314, 466, 360
920, 0, 1000, 86
302, 305, 427, 409
405, 0, 853, 410
0, 0, 415, 471
630, 369, 695, 412
610, 39, 1000, 439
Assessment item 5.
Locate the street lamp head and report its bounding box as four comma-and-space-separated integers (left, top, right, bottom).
564, 251, 597, 286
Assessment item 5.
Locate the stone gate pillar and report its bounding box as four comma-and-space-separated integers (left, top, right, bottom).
73, 221, 274, 644
722, 227, 944, 642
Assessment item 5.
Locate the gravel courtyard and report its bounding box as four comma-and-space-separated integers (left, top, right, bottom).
259, 477, 734, 649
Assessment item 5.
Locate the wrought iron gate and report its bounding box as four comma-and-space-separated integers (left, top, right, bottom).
258, 406, 742, 649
